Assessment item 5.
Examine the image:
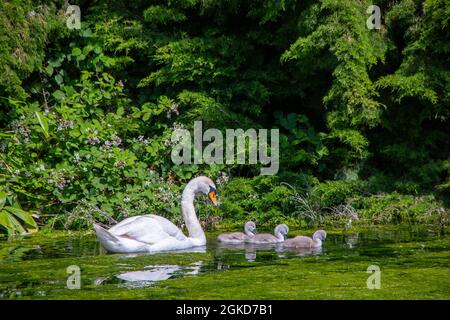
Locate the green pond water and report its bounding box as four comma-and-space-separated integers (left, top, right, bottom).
0, 225, 449, 299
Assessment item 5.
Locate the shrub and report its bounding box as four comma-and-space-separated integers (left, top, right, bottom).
311, 180, 363, 208
352, 193, 445, 224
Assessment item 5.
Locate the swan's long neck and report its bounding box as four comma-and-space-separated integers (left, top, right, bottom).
312, 231, 325, 247
244, 225, 254, 236
275, 230, 284, 241
312, 238, 322, 247
181, 184, 206, 244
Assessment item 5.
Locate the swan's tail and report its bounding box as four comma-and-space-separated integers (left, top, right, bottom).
94, 224, 120, 252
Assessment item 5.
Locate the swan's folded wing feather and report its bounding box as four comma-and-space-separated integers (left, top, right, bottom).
148, 214, 186, 241
225, 232, 245, 241
109, 216, 171, 244
108, 216, 144, 233
291, 236, 313, 248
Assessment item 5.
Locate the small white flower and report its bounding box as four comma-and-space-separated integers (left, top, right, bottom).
86, 136, 100, 145
114, 160, 126, 169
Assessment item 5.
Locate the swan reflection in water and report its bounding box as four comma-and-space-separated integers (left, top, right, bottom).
113, 245, 207, 259
95, 247, 206, 288
117, 265, 181, 283
96, 261, 203, 288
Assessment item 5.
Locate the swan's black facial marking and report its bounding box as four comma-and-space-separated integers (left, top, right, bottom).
209, 185, 217, 195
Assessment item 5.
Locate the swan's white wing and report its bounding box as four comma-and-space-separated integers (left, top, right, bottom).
109, 216, 172, 245
148, 214, 186, 241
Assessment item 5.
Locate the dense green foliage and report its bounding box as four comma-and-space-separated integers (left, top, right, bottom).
0, 0, 448, 234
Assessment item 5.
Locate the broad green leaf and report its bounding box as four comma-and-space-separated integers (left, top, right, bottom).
0, 192, 6, 210
55, 74, 63, 85
4, 207, 37, 228
142, 112, 151, 121
82, 28, 93, 38
0, 211, 25, 235
82, 45, 93, 55
46, 65, 54, 76
49, 58, 62, 68
76, 54, 86, 62
35, 112, 49, 139
53, 90, 65, 101
71, 47, 81, 56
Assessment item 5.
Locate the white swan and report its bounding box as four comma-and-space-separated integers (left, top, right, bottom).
244, 224, 289, 244
94, 176, 218, 253
283, 230, 327, 248
217, 221, 256, 244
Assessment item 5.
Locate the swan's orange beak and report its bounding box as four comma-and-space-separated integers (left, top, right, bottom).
208, 191, 218, 207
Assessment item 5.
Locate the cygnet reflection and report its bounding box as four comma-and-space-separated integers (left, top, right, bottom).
216, 242, 285, 262
275, 245, 323, 257
344, 233, 359, 248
